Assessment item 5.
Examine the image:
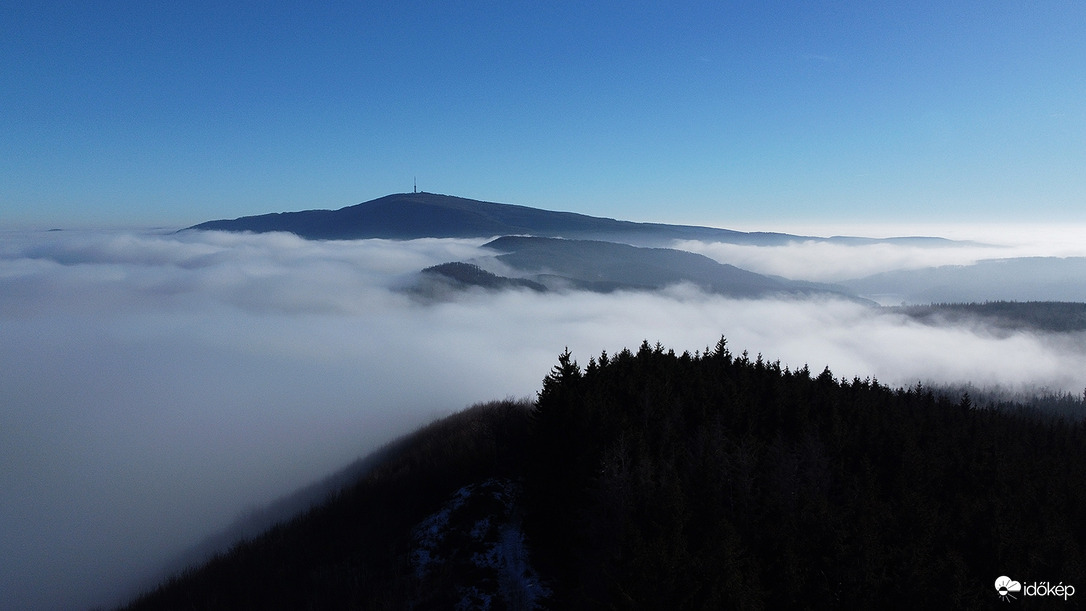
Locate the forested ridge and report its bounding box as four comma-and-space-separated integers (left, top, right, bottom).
124, 339, 1086, 610
893, 300, 1086, 333
526, 340, 1086, 608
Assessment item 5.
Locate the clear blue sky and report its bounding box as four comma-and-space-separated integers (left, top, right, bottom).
2, 1, 1083, 229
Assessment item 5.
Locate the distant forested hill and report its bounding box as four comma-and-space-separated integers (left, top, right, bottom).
893, 301, 1086, 333
476, 236, 859, 299
400, 236, 861, 299
186, 192, 960, 247
417, 261, 547, 293
483, 236, 788, 296
124, 340, 1086, 610
186, 192, 784, 244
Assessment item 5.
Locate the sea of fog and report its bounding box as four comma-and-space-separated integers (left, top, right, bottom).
3, 226, 1086, 609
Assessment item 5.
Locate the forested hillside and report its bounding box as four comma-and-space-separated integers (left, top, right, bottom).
185, 192, 800, 245
526, 340, 1086, 608
125, 340, 1086, 609
894, 300, 1086, 333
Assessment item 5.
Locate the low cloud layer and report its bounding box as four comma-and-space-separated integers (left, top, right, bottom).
673, 223, 1086, 282
3, 229, 1086, 609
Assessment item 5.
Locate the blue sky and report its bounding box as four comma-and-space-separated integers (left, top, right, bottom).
2, 1, 1083, 229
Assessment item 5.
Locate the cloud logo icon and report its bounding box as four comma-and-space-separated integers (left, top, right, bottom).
995, 576, 1022, 601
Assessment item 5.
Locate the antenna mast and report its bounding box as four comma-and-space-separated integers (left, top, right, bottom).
413, 177, 417, 194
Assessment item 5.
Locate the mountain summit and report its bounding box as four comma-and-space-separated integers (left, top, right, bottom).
187, 192, 804, 245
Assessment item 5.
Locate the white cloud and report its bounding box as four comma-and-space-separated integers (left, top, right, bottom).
672, 223, 1086, 282
671, 239, 999, 282
2, 229, 1085, 609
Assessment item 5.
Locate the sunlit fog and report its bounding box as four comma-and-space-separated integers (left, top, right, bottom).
3, 226, 1086, 609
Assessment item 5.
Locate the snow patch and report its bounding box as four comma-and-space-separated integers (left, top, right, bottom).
410, 478, 550, 609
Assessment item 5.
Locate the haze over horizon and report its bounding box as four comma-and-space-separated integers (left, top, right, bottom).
3, 2, 1085, 229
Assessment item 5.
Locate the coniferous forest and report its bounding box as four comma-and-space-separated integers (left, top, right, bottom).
124, 339, 1086, 610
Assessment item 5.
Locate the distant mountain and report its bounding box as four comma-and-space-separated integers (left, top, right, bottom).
414, 262, 547, 296
187, 192, 787, 244
472, 236, 860, 299
187, 192, 960, 247
892, 301, 1086, 333
844, 257, 1086, 305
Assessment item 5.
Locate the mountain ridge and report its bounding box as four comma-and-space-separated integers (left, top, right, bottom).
188, 192, 781, 244
402, 236, 863, 300
187, 192, 961, 247
479, 236, 834, 298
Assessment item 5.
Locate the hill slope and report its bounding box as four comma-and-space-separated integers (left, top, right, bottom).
482, 236, 835, 298
893, 301, 1086, 333
124, 340, 1086, 610
124, 400, 536, 610
187, 192, 853, 246
403, 236, 861, 299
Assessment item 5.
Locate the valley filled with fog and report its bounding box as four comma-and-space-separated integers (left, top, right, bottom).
3, 226, 1086, 609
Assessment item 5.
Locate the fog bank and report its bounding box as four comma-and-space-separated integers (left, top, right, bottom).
673, 223, 1086, 282
3, 229, 1085, 609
